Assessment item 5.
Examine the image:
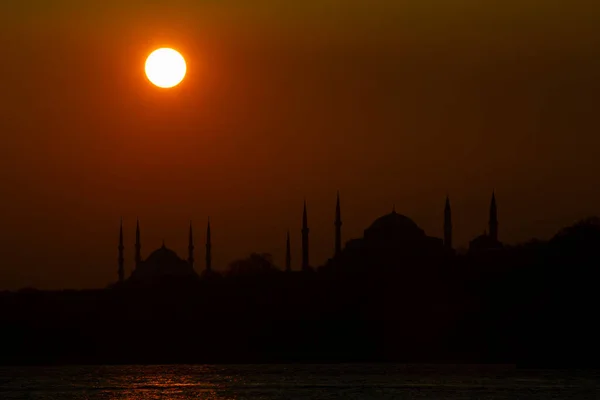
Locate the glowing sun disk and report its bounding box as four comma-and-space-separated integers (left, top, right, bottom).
145, 48, 187, 88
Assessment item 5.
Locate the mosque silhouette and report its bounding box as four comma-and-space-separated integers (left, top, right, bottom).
116, 192, 502, 284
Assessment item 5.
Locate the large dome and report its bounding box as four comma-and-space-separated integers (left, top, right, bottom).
364, 210, 425, 240
145, 245, 182, 266
129, 244, 198, 283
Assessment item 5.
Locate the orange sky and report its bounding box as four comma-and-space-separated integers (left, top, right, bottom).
1, 1, 599, 289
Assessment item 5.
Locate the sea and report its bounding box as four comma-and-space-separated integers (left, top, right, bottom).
0, 364, 598, 399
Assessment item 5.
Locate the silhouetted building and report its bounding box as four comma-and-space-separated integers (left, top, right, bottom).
115, 191, 508, 284
129, 241, 199, 283
469, 192, 503, 252
302, 201, 310, 271
362, 209, 443, 249
336, 207, 445, 269
119, 220, 200, 284
335, 191, 342, 257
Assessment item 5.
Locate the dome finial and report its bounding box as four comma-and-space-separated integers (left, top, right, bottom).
162, 239, 165, 248
392, 203, 396, 213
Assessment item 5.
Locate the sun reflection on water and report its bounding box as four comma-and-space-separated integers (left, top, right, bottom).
101, 366, 238, 400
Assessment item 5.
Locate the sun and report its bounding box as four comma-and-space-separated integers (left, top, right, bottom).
145, 48, 187, 88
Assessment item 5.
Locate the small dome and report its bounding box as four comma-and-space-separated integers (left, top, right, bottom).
365, 211, 424, 239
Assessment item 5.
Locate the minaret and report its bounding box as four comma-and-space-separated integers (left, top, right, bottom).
334, 191, 342, 257
118, 218, 124, 283
134, 218, 141, 268
444, 196, 452, 250
205, 218, 212, 272
489, 191, 498, 242
285, 230, 291, 272
188, 221, 194, 269
301, 200, 310, 271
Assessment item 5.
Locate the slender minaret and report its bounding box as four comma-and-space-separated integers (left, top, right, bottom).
135, 218, 142, 268
118, 218, 125, 283
188, 221, 194, 269
301, 200, 310, 271
444, 196, 452, 250
285, 230, 291, 272
489, 191, 498, 242
205, 218, 212, 272
334, 191, 342, 257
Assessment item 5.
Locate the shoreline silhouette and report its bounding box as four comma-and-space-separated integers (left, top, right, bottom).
1, 193, 599, 367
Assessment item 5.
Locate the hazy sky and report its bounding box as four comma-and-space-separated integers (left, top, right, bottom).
1, 1, 599, 289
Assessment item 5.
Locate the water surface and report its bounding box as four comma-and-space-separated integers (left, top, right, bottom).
0, 364, 597, 399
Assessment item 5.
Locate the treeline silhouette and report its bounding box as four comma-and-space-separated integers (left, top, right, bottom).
1, 218, 600, 366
